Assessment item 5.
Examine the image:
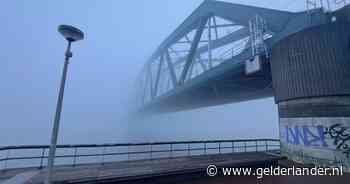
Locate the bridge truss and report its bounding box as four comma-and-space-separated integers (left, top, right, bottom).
134, 0, 344, 113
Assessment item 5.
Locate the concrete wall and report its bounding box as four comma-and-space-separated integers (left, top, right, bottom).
279, 97, 350, 169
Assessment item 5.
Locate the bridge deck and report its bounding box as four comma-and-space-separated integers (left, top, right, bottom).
0, 151, 282, 183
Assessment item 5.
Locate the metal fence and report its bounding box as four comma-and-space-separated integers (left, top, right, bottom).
0, 139, 280, 171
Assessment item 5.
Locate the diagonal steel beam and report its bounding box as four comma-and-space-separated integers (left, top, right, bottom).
147, 64, 154, 100
153, 54, 164, 98
142, 70, 149, 104
179, 16, 209, 85
166, 50, 178, 88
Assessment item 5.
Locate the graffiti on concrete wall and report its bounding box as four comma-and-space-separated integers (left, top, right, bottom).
282, 122, 350, 158
324, 124, 350, 158
284, 125, 327, 147
280, 118, 350, 169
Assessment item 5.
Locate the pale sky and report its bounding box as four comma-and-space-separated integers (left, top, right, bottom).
0, 0, 306, 146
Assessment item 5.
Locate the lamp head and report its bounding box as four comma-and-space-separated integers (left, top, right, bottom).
58, 25, 84, 42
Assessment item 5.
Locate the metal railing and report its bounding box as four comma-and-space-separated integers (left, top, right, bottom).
0, 139, 280, 171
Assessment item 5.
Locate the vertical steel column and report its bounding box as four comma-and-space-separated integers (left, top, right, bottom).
208, 16, 213, 69
179, 16, 209, 85
213, 16, 219, 40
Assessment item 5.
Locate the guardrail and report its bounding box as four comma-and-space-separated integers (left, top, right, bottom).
0, 139, 280, 171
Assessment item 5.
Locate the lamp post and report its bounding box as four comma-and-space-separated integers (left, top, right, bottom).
45, 25, 84, 184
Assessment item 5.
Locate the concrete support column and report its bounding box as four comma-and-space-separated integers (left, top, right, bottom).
270, 21, 350, 168
279, 97, 350, 168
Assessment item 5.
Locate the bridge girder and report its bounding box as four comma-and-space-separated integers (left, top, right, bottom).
134, 0, 328, 113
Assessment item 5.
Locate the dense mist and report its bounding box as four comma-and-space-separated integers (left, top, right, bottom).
0, 0, 305, 146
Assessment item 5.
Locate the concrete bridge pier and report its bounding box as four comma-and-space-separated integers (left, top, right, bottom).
270, 21, 350, 168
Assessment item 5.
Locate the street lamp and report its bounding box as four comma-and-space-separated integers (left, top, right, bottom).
45, 25, 84, 184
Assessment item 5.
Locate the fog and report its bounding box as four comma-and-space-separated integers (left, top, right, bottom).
0, 0, 305, 146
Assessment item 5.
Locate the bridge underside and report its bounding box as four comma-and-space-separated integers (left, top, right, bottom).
140, 57, 273, 113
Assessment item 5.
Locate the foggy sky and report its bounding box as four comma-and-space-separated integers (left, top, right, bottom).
0, 0, 305, 146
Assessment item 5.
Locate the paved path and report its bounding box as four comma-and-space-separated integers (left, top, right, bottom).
1, 171, 39, 184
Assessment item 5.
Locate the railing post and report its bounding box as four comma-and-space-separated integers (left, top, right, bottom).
170, 144, 173, 159
256, 141, 258, 152
150, 144, 153, 160
101, 147, 106, 166
73, 148, 77, 167
219, 142, 221, 154
244, 142, 247, 152
40, 148, 46, 169
232, 142, 234, 153
127, 146, 130, 161
265, 141, 268, 151
204, 143, 207, 155
4, 150, 10, 170
187, 144, 190, 156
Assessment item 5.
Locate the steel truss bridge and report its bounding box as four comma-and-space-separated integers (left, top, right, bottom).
134, 0, 349, 113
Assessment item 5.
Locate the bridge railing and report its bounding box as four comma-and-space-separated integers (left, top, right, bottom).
0, 139, 280, 171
